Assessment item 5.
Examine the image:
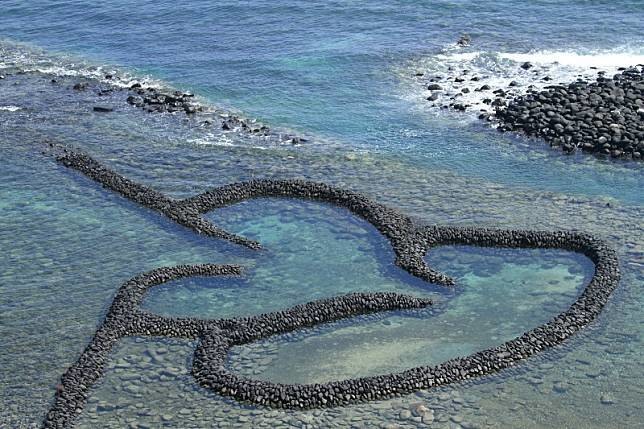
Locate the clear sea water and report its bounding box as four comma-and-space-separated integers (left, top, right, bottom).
1, 1, 642, 428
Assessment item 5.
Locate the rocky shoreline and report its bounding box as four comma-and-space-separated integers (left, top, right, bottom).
495, 67, 644, 159
43, 147, 620, 428
420, 64, 644, 160
123, 83, 279, 137
0, 68, 306, 145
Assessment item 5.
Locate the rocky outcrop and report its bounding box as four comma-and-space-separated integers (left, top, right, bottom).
495, 67, 644, 159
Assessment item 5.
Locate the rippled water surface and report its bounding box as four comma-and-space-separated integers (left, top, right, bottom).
1, 1, 643, 428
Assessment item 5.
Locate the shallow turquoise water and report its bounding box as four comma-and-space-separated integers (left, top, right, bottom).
223, 230, 591, 384
1, 1, 643, 428
144, 199, 434, 320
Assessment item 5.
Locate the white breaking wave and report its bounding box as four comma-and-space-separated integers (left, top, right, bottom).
0, 39, 163, 89
399, 45, 644, 120
0, 105, 22, 112
188, 134, 239, 148
497, 51, 644, 69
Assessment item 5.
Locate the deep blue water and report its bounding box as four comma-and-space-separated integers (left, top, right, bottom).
1, 1, 643, 428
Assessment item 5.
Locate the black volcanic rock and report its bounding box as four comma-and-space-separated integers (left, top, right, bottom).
495, 66, 644, 159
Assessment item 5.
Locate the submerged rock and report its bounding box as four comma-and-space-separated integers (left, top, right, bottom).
126, 95, 144, 107
399, 409, 412, 420
457, 34, 471, 47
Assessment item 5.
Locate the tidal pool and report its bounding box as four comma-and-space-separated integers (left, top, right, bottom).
143, 198, 438, 320
142, 197, 593, 385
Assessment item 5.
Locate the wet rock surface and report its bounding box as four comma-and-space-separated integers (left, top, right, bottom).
42, 147, 620, 428
126, 85, 201, 116
92, 106, 113, 113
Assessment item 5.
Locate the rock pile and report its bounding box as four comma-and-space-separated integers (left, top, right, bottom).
126, 84, 200, 115
418, 60, 643, 160
56, 73, 284, 138
124, 84, 275, 135
495, 67, 644, 159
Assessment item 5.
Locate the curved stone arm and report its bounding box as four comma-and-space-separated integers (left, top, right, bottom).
43, 264, 242, 429
56, 150, 258, 248
218, 292, 433, 342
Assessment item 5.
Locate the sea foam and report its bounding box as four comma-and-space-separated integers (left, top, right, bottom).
0, 105, 22, 112
400, 45, 644, 120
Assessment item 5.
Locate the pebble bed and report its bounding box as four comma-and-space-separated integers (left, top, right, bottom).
44, 148, 620, 428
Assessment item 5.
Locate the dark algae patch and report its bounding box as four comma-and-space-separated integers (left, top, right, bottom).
43, 148, 620, 428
